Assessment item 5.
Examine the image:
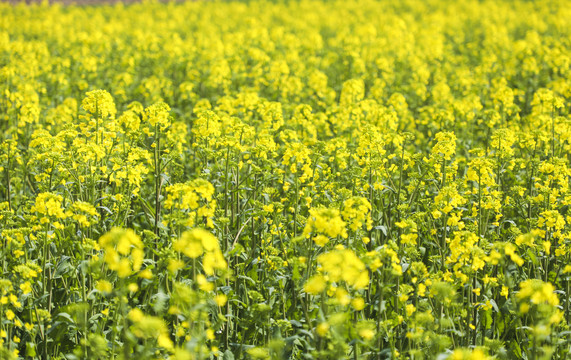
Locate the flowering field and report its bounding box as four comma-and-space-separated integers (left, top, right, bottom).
1, 0, 571, 359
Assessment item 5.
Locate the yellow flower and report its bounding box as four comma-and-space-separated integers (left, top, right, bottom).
19, 282, 32, 295
128, 283, 139, 293
31, 192, 67, 221
304, 208, 348, 240
174, 229, 226, 275
99, 228, 144, 278
418, 283, 427, 297
95, 280, 113, 294
517, 279, 559, 306
405, 304, 416, 317
138, 269, 153, 279
8, 294, 20, 308
316, 322, 329, 337
504, 243, 524, 266
215, 294, 228, 307
313, 234, 329, 247
431, 131, 457, 160
168, 259, 185, 274
351, 297, 365, 311
450, 348, 490, 360
82, 89, 116, 119
500, 286, 509, 299
197, 274, 214, 292
342, 197, 372, 231
358, 328, 375, 340
401, 233, 418, 246
68, 201, 99, 227
192, 110, 221, 140
335, 288, 351, 306
144, 102, 171, 130
317, 248, 369, 290
304, 275, 327, 295
158, 333, 173, 349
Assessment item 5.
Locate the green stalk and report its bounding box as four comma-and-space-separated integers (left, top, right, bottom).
154, 122, 161, 238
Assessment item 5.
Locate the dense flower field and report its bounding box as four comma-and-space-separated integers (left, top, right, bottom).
1, 0, 571, 358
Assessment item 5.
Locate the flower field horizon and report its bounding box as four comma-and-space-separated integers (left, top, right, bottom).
1, 0, 571, 359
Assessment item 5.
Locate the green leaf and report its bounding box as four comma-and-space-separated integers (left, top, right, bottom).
26, 342, 37, 357
223, 349, 235, 360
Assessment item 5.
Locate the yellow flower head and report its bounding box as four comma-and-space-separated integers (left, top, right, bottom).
98, 228, 144, 278
82, 90, 116, 119
173, 229, 226, 275
304, 208, 348, 244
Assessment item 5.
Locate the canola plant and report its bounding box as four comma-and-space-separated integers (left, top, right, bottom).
1, 0, 571, 359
